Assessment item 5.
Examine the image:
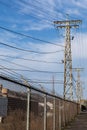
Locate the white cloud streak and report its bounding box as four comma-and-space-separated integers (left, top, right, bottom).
0, 0, 87, 96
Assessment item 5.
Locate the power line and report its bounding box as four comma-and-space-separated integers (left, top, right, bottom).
0, 70, 64, 85
0, 70, 64, 86
0, 0, 75, 23
0, 0, 75, 44
0, 65, 21, 78
0, 71, 20, 80
18, 0, 73, 21
27, 79, 63, 82
0, 55, 63, 79
0, 58, 61, 72
0, 0, 65, 24
0, 58, 63, 77
0, 0, 79, 40
0, 41, 64, 54
0, 55, 62, 64
27, 80, 64, 84
18, 0, 76, 21
18, 0, 55, 20
0, 67, 64, 74
0, 0, 55, 25
0, 58, 33, 69
0, 73, 64, 84
0, 26, 64, 47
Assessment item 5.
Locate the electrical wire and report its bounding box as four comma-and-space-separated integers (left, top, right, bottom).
0, 54, 62, 64
0, 69, 64, 82
0, 1, 51, 23
0, 0, 76, 23
0, 58, 33, 69
0, 41, 64, 54
18, 0, 62, 21
18, 0, 77, 21
0, 71, 20, 81
0, 58, 62, 72
0, 58, 61, 71
0, 67, 64, 74
0, 0, 79, 43
26, 80, 64, 84
0, 65, 21, 78
0, 57, 64, 75
0, 0, 55, 24
0, 1, 57, 28
0, 0, 66, 48
0, 70, 64, 85
0, 26, 64, 47
18, 0, 55, 19
17, 0, 72, 21
27, 78, 63, 82
0, 0, 71, 42
0, 0, 65, 23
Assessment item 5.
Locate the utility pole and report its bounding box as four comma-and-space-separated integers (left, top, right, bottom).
54, 20, 82, 100
73, 68, 84, 103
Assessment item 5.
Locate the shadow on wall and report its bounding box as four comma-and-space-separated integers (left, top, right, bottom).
81, 105, 87, 112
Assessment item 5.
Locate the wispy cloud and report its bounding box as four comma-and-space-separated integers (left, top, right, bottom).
13, 0, 64, 31
72, 0, 87, 9
0, 0, 87, 96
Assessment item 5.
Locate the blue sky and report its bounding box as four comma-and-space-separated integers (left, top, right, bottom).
0, 0, 87, 99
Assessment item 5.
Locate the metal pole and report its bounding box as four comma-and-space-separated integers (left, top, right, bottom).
59, 100, 61, 130
26, 88, 31, 130
44, 94, 47, 130
63, 101, 65, 127
53, 97, 56, 130
52, 75, 56, 130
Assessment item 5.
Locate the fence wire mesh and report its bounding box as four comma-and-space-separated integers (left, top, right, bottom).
0, 76, 80, 130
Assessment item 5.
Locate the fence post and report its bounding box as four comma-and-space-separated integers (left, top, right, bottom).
44, 94, 47, 130
26, 88, 31, 130
63, 100, 65, 127
53, 97, 56, 130
59, 100, 61, 130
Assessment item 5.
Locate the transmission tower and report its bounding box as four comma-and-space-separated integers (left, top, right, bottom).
54, 20, 82, 100
73, 68, 84, 102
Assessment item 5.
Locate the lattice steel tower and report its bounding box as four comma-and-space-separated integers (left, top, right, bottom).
73, 68, 84, 102
54, 20, 82, 100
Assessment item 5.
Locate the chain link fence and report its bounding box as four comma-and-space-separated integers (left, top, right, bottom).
0, 75, 80, 130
